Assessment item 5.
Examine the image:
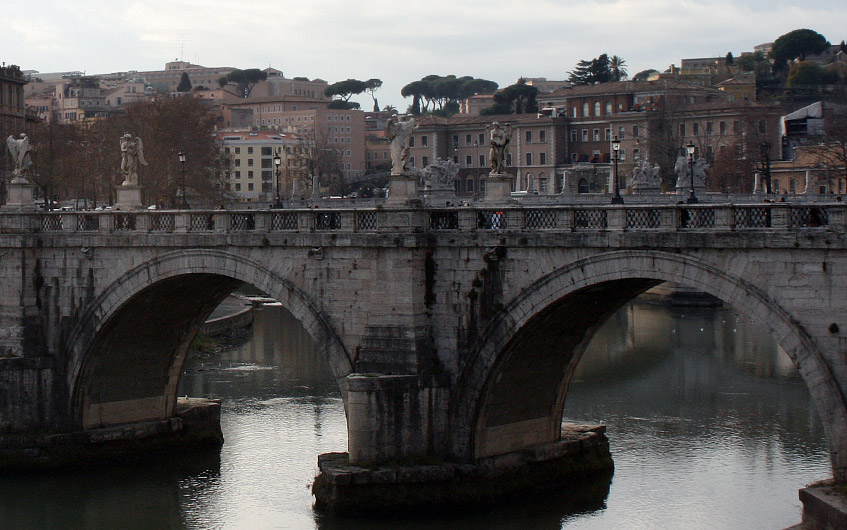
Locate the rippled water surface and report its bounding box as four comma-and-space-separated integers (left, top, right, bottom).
0, 298, 831, 529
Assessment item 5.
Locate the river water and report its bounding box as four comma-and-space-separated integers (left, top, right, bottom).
0, 297, 831, 529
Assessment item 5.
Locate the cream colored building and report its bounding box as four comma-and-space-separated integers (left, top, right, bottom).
217, 130, 302, 203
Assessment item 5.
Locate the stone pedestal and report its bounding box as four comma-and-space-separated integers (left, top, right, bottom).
386, 173, 418, 205
484, 173, 513, 203
4, 180, 37, 211
115, 185, 144, 210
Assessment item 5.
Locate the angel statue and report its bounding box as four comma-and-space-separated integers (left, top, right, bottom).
486, 122, 512, 175
120, 134, 147, 186
386, 115, 416, 175
6, 133, 33, 183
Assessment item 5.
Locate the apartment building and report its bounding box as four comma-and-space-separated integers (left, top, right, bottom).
408, 114, 568, 196
221, 99, 366, 180
217, 130, 302, 202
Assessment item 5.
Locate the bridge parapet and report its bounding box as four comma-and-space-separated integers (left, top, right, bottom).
3, 201, 841, 236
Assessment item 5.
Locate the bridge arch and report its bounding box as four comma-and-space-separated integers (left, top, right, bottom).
65, 249, 352, 430
452, 250, 847, 480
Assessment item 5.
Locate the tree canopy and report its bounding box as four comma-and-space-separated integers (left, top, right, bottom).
787, 61, 827, 87
568, 54, 616, 85
176, 72, 192, 93
217, 69, 268, 98
324, 79, 368, 102
481, 79, 538, 115
364, 78, 382, 112
770, 29, 830, 70
401, 75, 498, 115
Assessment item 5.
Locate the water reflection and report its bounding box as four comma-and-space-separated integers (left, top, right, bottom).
0, 297, 831, 530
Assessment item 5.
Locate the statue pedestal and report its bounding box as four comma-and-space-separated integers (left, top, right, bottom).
386, 173, 418, 205
4, 180, 37, 211
484, 173, 513, 203
115, 186, 144, 210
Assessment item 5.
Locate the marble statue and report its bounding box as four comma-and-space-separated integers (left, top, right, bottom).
487, 122, 512, 174
674, 155, 708, 192
386, 116, 416, 175
6, 133, 32, 182
631, 159, 662, 193
425, 157, 459, 188
120, 134, 147, 186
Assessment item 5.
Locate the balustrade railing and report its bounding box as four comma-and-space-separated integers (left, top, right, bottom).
19, 203, 844, 236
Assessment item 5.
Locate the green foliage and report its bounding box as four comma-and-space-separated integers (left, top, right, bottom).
324, 79, 368, 101
610, 55, 628, 81
217, 68, 268, 97
770, 29, 830, 70
568, 54, 615, 85
736, 51, 779, 87
176, 72, 192, 93
401, 75, 498, 116
787, 61, 826, 87
482, 79, 538, 115
725, 52, 734, 65
328, 100, 361, 110
632, 69, 658, 81
364, 78, 382, 112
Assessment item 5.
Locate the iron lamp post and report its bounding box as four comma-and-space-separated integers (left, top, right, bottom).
686, 141, 698, 204
611, 135, 623, 204
273, 152, 283, 208
178, 150, 189, 209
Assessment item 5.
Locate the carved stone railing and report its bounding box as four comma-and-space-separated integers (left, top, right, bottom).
6, 202, 845, 237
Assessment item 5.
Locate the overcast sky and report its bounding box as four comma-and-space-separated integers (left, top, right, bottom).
4, 0, 844, 111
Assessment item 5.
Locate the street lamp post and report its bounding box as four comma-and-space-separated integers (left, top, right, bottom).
273, 152, 283, 208
686, 141, 698, 204
610, 136, 623, 204
178, 150, 189, 209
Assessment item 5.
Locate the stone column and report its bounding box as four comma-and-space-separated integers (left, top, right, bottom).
385, 173, 418, 205
115, 185, 144, 210
484, 173, 512, 203
4, 181, 37, 211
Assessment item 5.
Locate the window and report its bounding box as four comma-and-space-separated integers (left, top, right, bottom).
452, 135, 459, 148
506, 153, 512, 166
773, 179, 780, 193
235, 183, 241, 191
571, 130, 578, 143
466, 155, 473, 166
693, 123, 700, 136
453, 155, 459, 163
526, 152, 533, 165
235, 159, 241, 167
465, 134, 472, 145
539, 178, 547, 193
409, 157, 415, 167
479, 133, 485, 145
467, 179, 474, 192
422, 156, 429, 167
593, 129, 600, 141
620, 149, 626, 162
583, 103, 589, 117
421, 135, 428, 147
719, 121, 727, 135
619, 126, 625, 140
582, 129, 589, 142
248, 159, 254, 166
706, 122, 713, 135
248, 171, 254, 178
633, 125, 640, 138
248, 183, 254, 191
605, 128, 611, 141
572, 107, 578, 118
605, 101, 612, 115
261, 159, 272, 168
409, 136, 415, 147
594, 101, 601, 116
679, 123, 686, 137
733, 120, 741, 133
540, 152, 547, 165
235, 171, 241, 179
633, 148, 640, 161
248, 147, 254, 154
235, 147, 241, 154
539, 130, 546, 142
526, 130, 532, 142
479, 154, 485, 167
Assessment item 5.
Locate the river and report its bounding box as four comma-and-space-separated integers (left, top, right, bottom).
0, 296, 831, 529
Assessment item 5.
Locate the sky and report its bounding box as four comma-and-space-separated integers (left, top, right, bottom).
3, 0, 845, 111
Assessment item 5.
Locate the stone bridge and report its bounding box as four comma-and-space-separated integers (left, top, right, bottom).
1, 201, 846, 504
